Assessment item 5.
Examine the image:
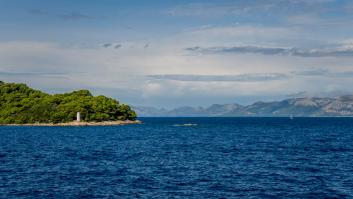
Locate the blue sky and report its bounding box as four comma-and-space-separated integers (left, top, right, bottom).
1, 0, 353, 108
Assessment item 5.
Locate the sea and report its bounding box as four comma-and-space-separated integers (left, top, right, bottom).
0, 117, 353, 198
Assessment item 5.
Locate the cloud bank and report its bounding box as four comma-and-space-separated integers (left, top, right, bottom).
165, 0, 335, 17
147, 73, 289, 82
185, 45, 353, 57
147, 69, 353, 83
2, 0, 353, 107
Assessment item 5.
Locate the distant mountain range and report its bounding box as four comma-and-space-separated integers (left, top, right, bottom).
133, 95, 353, 117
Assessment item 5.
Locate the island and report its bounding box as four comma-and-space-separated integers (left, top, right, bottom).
0, 81, 140, 126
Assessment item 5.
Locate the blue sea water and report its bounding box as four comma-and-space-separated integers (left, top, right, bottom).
1, 117, 353, 198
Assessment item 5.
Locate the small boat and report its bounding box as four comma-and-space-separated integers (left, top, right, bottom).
173, 123, 198, 127
289, 114, 294, 120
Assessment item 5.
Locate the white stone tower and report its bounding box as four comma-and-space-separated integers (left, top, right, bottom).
76, 112, 81, 122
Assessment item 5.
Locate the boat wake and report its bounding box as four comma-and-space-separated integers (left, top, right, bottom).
173, 123, 198, 127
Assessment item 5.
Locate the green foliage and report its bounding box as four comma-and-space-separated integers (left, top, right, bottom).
0, 81, 137, 124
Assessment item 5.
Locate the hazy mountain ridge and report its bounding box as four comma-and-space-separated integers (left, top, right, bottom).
134, 95, 353, 117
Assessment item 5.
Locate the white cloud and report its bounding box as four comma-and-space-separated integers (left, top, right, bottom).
165, 0, 334, 17
185, 44, 353, 57
195, 26, 290, 38
286, 14, 323, 25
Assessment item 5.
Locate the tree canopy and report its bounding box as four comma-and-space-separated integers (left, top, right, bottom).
0, 81, 137, 124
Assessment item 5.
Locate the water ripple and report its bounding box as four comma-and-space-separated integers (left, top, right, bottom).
1, 118, 353, 198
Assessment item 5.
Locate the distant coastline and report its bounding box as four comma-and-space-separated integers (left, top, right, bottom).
1, 120, 142, 127
134, 95, 353, 117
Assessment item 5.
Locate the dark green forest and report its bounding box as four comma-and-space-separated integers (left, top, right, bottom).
0, 81, 137, 124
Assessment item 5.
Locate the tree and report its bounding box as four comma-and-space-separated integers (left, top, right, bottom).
0, 81, 137, 124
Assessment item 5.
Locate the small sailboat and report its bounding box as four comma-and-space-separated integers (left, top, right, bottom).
289, 114, 294, 120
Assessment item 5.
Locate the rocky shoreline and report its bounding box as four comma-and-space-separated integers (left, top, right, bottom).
1, 120, 142, 127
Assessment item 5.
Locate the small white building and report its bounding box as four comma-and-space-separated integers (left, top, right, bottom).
77, 112, 81, 122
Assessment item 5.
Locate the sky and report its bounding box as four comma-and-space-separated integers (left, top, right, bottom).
1, 0, 353, 108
